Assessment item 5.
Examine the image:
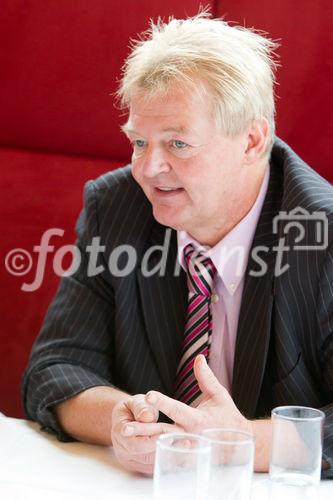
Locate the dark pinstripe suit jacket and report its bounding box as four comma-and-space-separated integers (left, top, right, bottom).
22, 138, 333, 476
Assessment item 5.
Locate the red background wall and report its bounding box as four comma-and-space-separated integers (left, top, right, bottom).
0, 0, 332, 418
217, 0, 333, 182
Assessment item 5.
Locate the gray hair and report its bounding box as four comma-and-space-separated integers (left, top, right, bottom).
117, 12, 279, 154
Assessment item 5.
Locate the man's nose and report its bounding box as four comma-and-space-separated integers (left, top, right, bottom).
141, 147, 170, 178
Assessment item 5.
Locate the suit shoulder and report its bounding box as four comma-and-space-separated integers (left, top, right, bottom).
92, 165, 135, 192
82, 165, 153, 246
272, 138, 333, 218
84, 164, 149, 212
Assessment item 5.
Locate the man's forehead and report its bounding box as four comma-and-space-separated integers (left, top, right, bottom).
122, 85, 215, 136
122, 121, 189, 135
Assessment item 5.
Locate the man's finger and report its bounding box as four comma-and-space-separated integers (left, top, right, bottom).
126, 397, 159, 423
118, 430, 160, 453
194, 354, 223, 399
123, 422, 183, 437
112, 400, 133, 427
145, 391, 198, 428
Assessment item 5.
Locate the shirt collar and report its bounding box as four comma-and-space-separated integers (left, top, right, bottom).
177, 166, 270, 295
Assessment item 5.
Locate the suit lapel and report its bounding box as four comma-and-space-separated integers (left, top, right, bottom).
232, 162, 283, 418
137, 224, 187, 396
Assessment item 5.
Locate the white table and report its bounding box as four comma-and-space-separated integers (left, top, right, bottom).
0, 413, 332, 499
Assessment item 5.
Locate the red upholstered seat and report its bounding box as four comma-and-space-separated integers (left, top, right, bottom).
0, 0, 331, 418
0, 147, 122, 418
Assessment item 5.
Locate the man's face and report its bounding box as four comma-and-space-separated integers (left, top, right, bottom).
124, 86, 250, 244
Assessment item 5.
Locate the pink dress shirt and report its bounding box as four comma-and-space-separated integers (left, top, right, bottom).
177, 167, 269, 393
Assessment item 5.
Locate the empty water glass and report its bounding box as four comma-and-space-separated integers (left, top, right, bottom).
154, 433, 211, 500
269, 405, 325, 487
202, 428, 254, 500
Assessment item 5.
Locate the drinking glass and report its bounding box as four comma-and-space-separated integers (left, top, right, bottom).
269, 405, 325, 486
202, 428, 254, 500
154, 432, 211, 500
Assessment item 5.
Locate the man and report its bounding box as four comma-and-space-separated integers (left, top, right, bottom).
22, 13, 333, 476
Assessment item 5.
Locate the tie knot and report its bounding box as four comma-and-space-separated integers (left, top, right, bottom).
184, 244, 216, 296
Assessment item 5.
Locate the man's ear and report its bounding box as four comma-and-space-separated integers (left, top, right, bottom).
244, 118, 270, 164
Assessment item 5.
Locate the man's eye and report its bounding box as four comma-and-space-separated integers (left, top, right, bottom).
171, 140, 188, 149
132, 139, 146, 148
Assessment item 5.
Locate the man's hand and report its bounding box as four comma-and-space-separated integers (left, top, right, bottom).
143, 355, 252, 435
111, 394, 182, 474
138, 355, 271, 472
111, 357, 271, 473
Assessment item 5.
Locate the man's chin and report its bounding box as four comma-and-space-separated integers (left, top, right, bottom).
152, 208, 185, 231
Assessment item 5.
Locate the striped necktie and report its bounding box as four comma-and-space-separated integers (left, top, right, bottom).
174, 243, 217, 407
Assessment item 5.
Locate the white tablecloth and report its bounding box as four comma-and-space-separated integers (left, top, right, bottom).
0, 413, 332, 499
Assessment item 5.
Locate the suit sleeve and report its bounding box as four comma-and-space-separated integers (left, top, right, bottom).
21, 180, 116, 441
317, 241, 333, 478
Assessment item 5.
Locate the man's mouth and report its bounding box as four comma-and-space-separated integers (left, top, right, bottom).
155, 186, 184, 194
